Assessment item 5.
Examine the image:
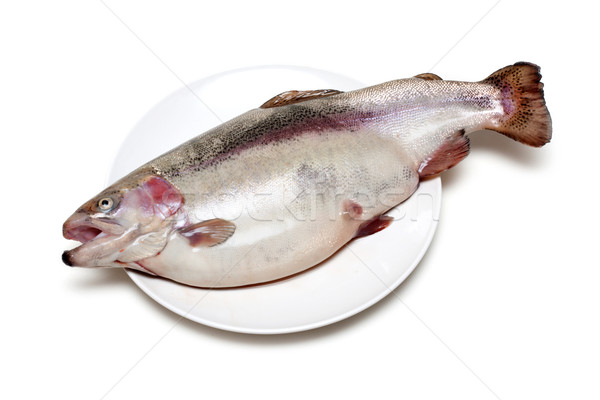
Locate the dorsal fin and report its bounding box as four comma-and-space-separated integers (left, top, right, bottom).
414, 73, 443, 81
260, 89, 343, 109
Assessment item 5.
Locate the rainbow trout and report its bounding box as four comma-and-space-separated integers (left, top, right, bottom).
62, 62, 551, 287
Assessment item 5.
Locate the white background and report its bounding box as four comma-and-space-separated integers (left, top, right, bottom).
1, 1, 598, 399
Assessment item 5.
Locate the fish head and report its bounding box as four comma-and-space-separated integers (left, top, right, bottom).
62, 172, 184, 269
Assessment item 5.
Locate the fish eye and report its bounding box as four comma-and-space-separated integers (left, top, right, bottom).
97, 197, 115, 212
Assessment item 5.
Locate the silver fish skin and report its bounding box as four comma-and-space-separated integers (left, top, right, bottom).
62, 62, 551, 287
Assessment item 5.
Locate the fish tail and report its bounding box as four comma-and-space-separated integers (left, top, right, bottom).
483, 62, 552, 147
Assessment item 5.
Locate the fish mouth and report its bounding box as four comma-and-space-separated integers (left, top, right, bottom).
63, 213, 123, 243
62, 213, 126, 266
63, 224, 105, 243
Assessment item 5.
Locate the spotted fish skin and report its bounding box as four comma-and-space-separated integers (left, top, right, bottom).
62, 62, 551, 287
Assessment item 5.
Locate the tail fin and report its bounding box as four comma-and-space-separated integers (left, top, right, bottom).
482, 62, 552, 147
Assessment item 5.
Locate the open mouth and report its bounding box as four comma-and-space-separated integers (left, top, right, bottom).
62, 213, 128, 267
63, 214, 122, 245
64, 224, 105, 243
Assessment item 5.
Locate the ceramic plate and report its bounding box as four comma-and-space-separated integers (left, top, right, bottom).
108, 66, 441, 334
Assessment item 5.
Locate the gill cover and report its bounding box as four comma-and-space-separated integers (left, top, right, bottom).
115, 176, 184, 262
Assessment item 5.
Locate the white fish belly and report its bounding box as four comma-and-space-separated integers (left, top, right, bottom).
142, 129, 419, 287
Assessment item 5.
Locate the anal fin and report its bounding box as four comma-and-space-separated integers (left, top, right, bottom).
418, 130, 470, 178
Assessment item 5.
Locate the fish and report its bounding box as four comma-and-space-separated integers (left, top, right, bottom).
62, 62, 551, 288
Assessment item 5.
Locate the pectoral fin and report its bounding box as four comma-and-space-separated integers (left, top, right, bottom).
178, 219, 236, 247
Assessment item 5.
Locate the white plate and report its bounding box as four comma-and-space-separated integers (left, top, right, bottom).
108, 66, 441, 334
